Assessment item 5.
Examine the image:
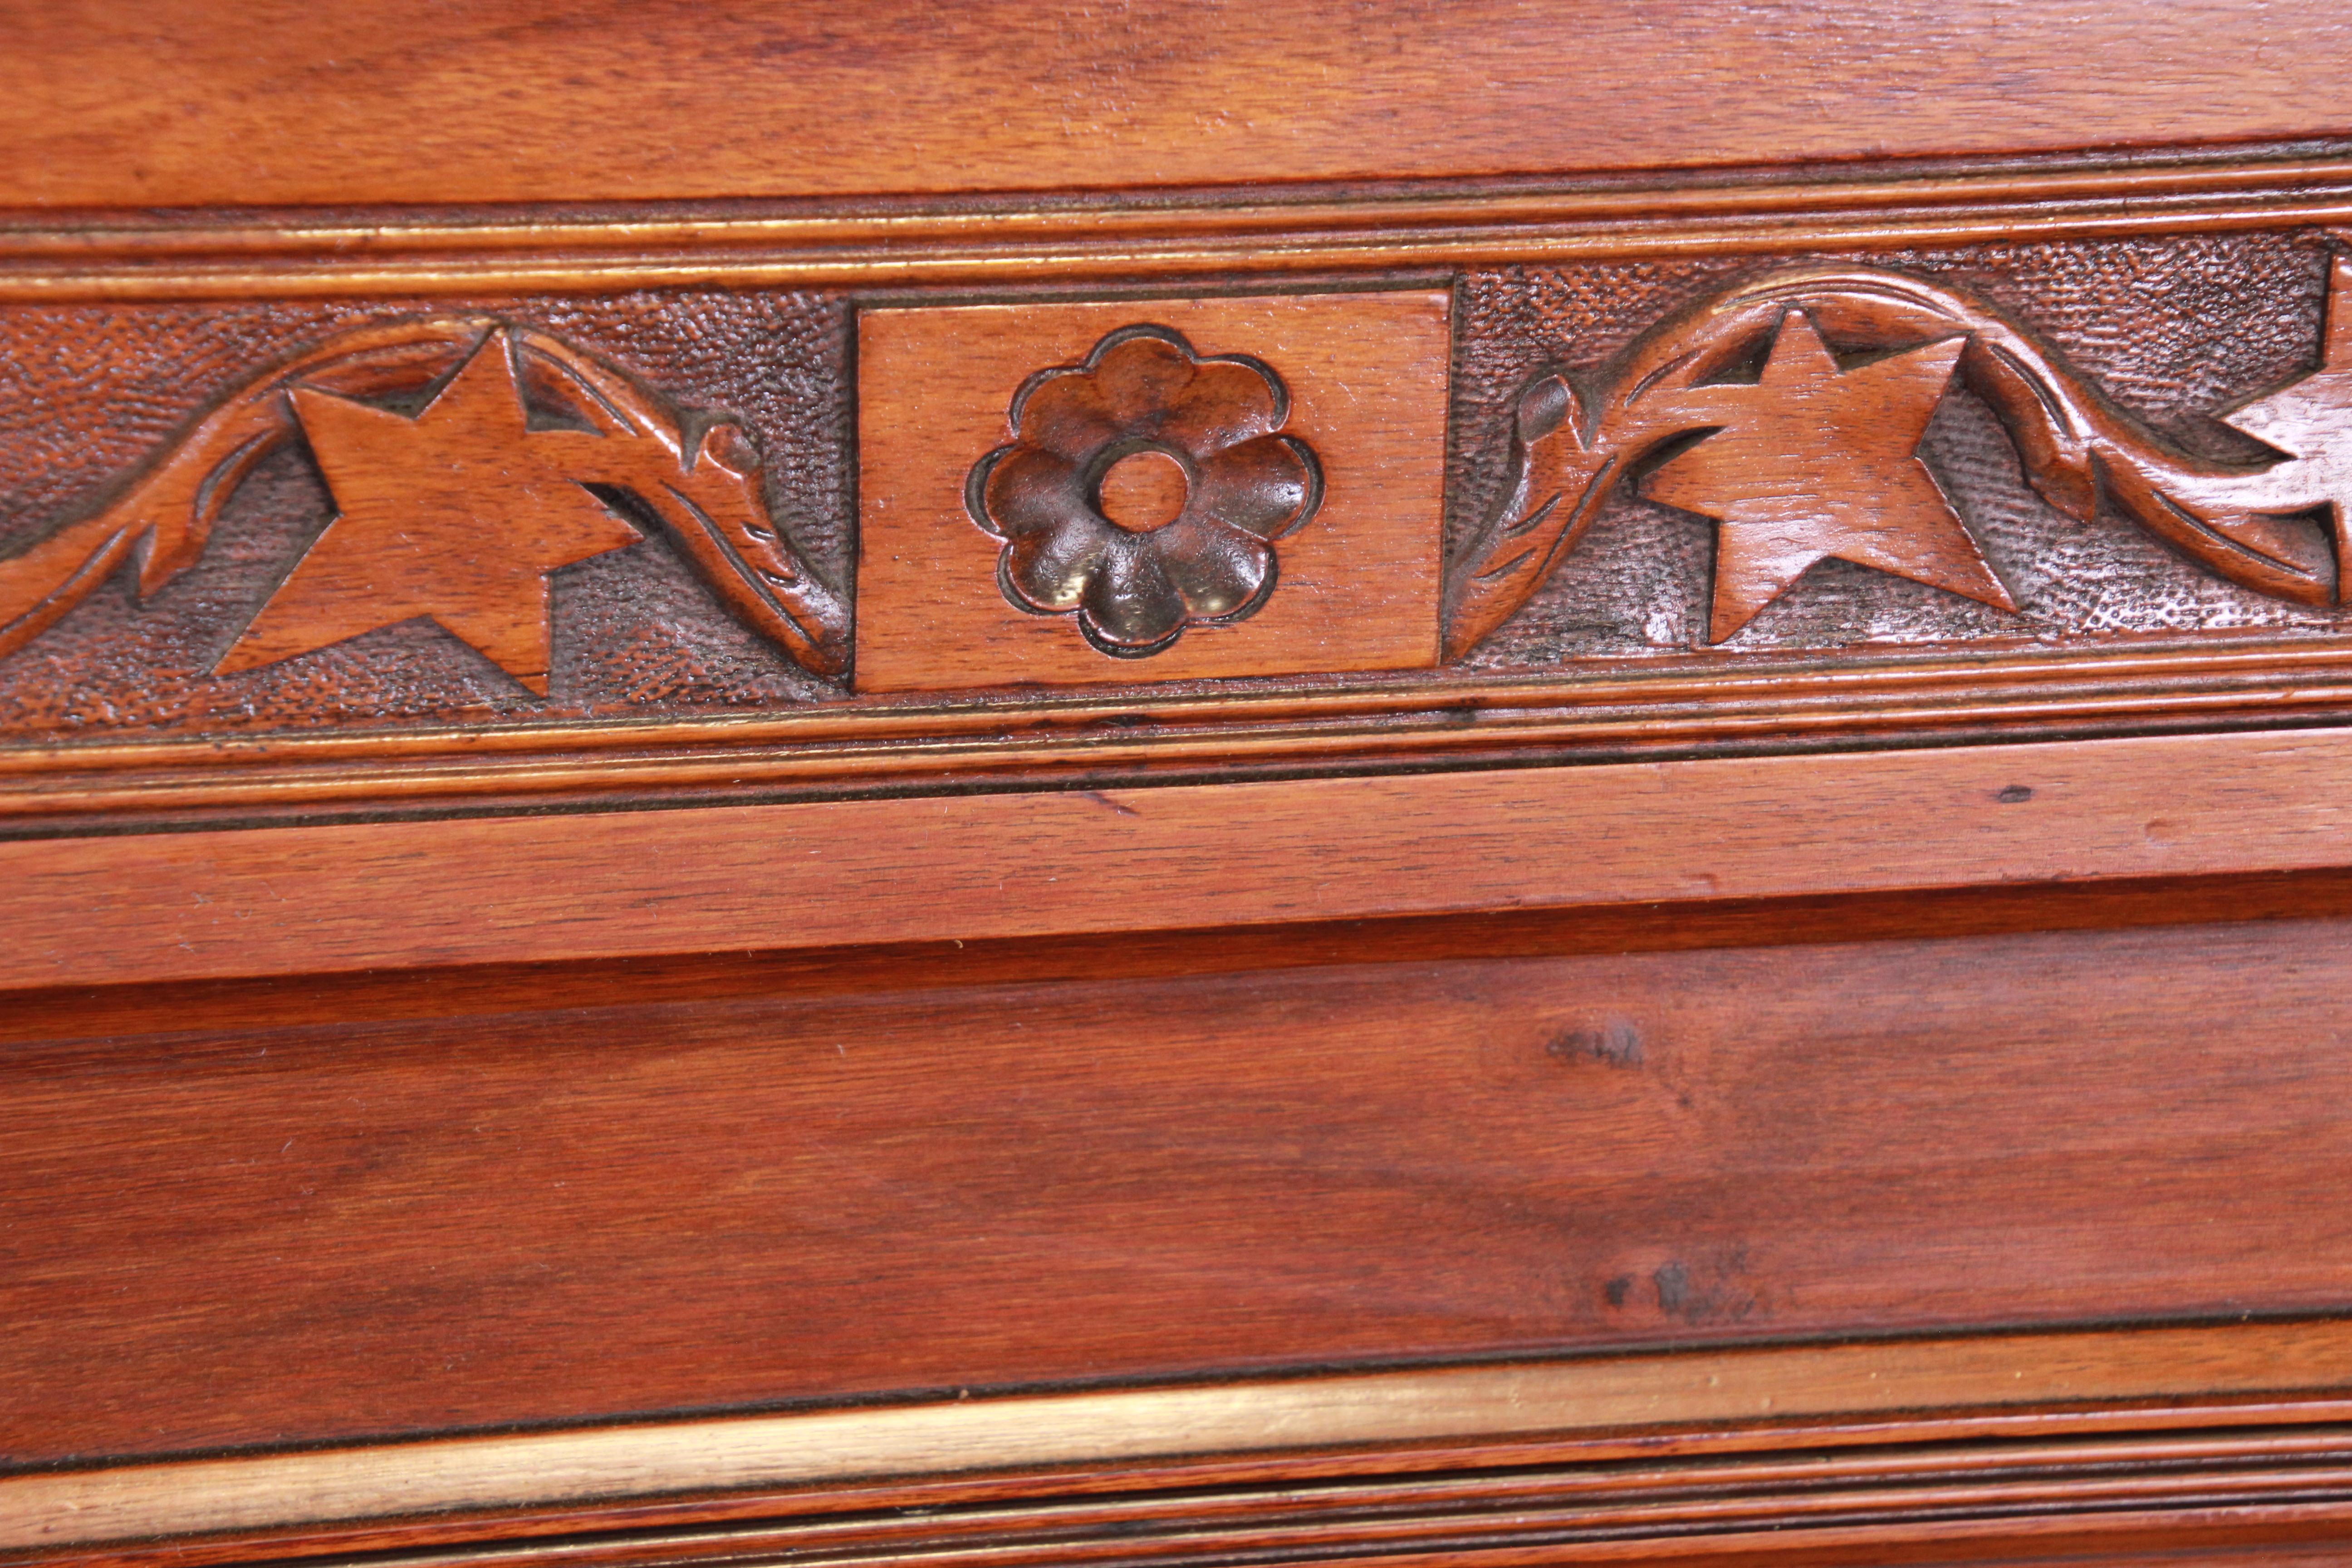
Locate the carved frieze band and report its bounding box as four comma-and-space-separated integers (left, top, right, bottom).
2, 237, 2352, 750
1450, 258, 2352, 657
0, 319, 848, 692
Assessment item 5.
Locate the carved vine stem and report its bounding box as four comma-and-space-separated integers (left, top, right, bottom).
0, 319, 850, 678
1447, 266, 2347, 658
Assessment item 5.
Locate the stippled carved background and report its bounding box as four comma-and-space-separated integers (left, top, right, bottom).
0, 292, 849, 736
0, 234, 2346, 743
1447, 233, 2341, 668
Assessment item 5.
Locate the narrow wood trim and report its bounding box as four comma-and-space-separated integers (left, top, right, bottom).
5, 637, 2352, 826
6, 725, 2352, 990
2, 153, 2351, 300
7, 1321, 2352, 1550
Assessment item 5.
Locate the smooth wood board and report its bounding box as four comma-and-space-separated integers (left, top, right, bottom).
14, 154, 2352, 303
3, 3, 2352, 209
6, 727, 2352, 991
856, 293, 1449, 690
9, 909, 2352, 1465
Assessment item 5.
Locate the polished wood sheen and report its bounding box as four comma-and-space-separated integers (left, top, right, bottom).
857, 292, 1448, 687
13, 5, 2352, 1567
3, 2, 2350, 208
12, 1323, 2352, 1548
14, 902, 2352, 1465
8, 727, 2352, 990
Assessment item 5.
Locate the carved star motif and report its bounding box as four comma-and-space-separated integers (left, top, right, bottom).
2218, 253, 2352, 565
1644, 310, 2014, 642
219, 335, 643, 694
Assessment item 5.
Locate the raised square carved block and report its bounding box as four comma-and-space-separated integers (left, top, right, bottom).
853, 292, 1452, 692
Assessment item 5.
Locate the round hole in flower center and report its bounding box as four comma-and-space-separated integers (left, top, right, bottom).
1095, 449, 1191, 533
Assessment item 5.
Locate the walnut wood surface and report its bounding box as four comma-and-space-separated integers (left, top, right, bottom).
15, 9, 2352, 1563
8, 904, 2352, 1467
858, 294, 1446, 687
6, 726, 2352, 990
13, 1331, 2352, 1553
3, 2, 2350, 210
15, 152, 2352, 304
5, 230, 2352, 830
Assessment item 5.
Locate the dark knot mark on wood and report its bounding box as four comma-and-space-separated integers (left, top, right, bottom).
1546, 1020, 1645, 1068
0, 318, 850, 693
1449, 258, 2352, 657
1653, 1251, 1764, 1327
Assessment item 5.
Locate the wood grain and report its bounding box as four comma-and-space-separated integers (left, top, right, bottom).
856, 293, 1448, 689
4, 2, 2351, 210
4, 234, 2352, 820
5, 726, 2352, 991
13, 868, 2352, 1047
5, 638, 2352, 828
12, 909, 2352, 1467
11, 1325, 2352, 1549
13, 11, 2352, 1565
15, 155, 2352, 302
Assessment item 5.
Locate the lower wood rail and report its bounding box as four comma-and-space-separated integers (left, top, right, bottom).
10, 1323, 2352, 1565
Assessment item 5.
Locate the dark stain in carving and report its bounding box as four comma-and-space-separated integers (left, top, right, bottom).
1603, 1274, 1633, 1308
1547, 1020, 1644, 1068
1996, 784, 2035, 803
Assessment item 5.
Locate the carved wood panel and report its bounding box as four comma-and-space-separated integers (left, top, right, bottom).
1447, 234, 2351, 665
5, 231, 2352, 818
857, 293, 1449, 688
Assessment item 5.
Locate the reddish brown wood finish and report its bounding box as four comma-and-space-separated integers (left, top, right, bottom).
1450, 257, 2352, 658
15, 8, 2352, 1565
18, 1391, 2352, 1565
8, 902, 2352, 1468
5, 233, 2352, 822
1640, 315, 2011, 639
3, 2, 2350, 210
857, 293, 1448, 688
4, 726, 2352, 990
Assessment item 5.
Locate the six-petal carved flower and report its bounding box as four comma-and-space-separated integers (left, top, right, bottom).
966, 325, 1323, 657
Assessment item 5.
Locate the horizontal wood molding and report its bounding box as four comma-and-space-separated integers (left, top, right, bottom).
5, 3, 2352, 212
5, 152, 2352, 301
8, 1321, 2352, 1552
7, 725, 2352, 991
7, 639, 2352, 829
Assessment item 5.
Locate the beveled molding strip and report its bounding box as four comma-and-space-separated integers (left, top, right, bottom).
3, 637, 2352, 829
5, 146, 2352, 299
11, 725, 2352, 993
6, 1321, 2352, 1554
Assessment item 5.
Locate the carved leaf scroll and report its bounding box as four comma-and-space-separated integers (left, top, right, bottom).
0, 318, 849, 687
1449, 260, 2352, 657
1641, 311, 2010, 641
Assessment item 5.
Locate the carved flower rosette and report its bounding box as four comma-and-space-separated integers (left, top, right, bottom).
965, 325, 1323, 657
